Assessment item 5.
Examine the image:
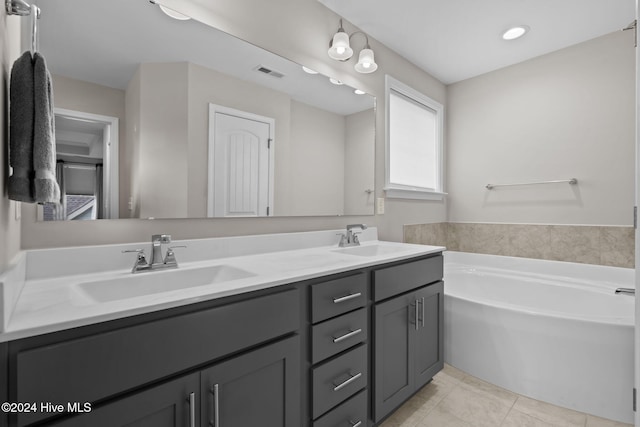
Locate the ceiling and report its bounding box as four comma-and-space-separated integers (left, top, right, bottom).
318, 0, 636, 84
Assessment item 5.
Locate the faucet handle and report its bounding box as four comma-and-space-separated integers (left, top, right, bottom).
122, 248, 145, 256
122, 249, 148, 272
164, 245, 186, 266
336, 233, 348, 247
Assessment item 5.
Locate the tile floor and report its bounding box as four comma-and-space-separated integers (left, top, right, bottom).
380, 364, 633, 427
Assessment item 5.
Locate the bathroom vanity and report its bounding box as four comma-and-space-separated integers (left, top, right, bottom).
0, 230, 444, 427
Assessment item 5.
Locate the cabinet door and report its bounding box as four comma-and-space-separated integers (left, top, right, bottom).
201, 335, 300, 427
49, 373, 200, 427
414, 281, 444, 389
373, 293, 416, 422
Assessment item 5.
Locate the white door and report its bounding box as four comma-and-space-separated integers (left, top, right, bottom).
208, 106, 274, 217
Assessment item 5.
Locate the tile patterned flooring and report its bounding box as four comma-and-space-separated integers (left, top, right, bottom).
380, 364, 633, 427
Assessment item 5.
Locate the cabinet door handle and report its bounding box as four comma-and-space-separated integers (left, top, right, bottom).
332, 328, 362, 343
333, 372, 362, 391
349, 420, 363, 427
421, 296, 425, 327
209, 384, 220, 427
415, 300, 419, 330
333, 292, 362, 303
188, 392, 196, 427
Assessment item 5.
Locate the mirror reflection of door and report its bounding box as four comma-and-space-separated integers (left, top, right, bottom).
208, 104, 274, 217
42, 109, 119, 221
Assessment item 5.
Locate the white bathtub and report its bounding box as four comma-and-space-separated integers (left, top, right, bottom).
443, 251, 635, 424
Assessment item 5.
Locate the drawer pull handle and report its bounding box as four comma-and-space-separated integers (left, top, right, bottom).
333, 292, 362, 303
415, 300, 419, 330
350, 421, 363, 427
421, 296, 425, 327
332, 328, 363, 343
333, 372, 362, 391
209, 384, 220, 427
187, 392, 196, 427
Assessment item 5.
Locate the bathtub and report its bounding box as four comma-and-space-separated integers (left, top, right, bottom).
443, 251, 635, 424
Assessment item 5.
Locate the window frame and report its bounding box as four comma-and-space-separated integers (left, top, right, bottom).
384, 75, 445, 200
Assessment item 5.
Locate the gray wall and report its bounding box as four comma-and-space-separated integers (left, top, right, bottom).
16, 0, 447, 250
447, 30, 635, 226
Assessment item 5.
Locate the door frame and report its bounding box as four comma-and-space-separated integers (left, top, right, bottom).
635, 2, 639, 425
207, 104, 275, 218
53, 108, 120, 220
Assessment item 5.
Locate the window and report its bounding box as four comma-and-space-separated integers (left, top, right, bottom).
385, 75, 444, 200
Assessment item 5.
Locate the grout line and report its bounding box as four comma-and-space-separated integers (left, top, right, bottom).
498, 395, 519, 427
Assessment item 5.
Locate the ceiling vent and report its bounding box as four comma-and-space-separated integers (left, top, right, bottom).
254, 65, 285, 79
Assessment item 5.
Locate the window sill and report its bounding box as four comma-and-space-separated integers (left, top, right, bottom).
384, 187, 447, 201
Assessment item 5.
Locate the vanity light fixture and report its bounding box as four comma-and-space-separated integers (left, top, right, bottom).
354, 89, 366, 95
328, 19, 378, 74
502, 25, 529, 40
302, 66, 319, 74
329, 77, 343, 85
149, 0, 191, 21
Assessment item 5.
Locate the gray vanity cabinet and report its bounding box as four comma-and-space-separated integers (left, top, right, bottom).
48, 373, 200, 427
200, 335, 300, 427
372, 256, 444, 423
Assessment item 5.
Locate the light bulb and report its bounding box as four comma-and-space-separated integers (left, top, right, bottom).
354, 48, 378, 74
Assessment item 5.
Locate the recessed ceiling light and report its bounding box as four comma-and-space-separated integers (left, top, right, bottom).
302, 66, 318, 74
329, 78, 343, 85
354, 89, 365, 95
502, 25, 529, 41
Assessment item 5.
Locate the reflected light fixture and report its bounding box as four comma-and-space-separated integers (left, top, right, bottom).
354, 89, 365, 95
502, 25, 529, 40
329, 77, 343, 85
302, 66, 319, 74
149, 1, 191, 20
328, 19, 378, 74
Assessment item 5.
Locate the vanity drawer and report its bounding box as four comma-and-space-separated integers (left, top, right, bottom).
13, 289, 299, 426
373, 255, 443, 301
313, 389, 367, 427
312, 344, 368, 419
312, 308, 367, 364
312, 273, 367, 323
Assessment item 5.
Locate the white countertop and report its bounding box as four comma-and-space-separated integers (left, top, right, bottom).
1, 234, 444, 342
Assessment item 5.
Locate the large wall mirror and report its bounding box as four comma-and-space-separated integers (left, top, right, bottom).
34, 0, 375, 221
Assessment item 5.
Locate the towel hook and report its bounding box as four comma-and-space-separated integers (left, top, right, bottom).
5, 0, 41, 54
5, 0, 39, 17
30, 3, 38, 54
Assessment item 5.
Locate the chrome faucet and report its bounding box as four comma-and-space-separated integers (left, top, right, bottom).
338, 224, 368, 247
615, 288, 635, 296
122, 234, 187, 273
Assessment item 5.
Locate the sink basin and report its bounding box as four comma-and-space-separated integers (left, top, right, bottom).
77, 265, 255, 302
332, 244, 409, 257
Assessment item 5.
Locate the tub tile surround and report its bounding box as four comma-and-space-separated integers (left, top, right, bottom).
404, 222, 634, 268
380, 364, 633, 427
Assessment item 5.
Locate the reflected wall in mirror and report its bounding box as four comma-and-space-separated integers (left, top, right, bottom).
34, 0, 375, 220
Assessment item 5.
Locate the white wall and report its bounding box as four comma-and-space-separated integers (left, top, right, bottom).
0, 14, 21, 269
344, 108, 375, 215
447, 30, 635, 226
136, 62, 189, 219
289, 100, 345, 215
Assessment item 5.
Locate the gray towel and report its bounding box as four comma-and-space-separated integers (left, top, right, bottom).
8, 51, 35, 202
33, 52, 60, 204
